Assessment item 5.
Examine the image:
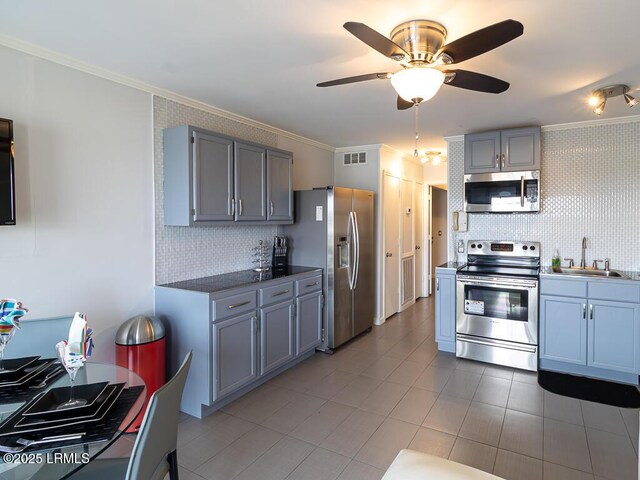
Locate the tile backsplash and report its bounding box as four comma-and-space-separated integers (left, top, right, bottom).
448, 120, 640, 271
154, 96, 278, 284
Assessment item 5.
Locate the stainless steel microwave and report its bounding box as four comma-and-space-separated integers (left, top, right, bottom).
464, 170, 539, 213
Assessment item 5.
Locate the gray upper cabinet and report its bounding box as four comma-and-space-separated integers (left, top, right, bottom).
501, 128, 541, 172
234, 142, 267, 221
464, 131, 501, 174
163, 125, 293, 226
267, 150, 293, 222
464, 127, 540, 174
193, 132, 234, 222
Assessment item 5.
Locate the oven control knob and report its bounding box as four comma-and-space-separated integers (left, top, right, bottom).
530, 245, 536, 251
477, 244, 482, 249
470, 244, 476, 249
522, 245, 528, 250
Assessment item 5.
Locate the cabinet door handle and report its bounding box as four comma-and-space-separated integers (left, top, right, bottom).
495, 154, 499, 168
306, 281, 319, 287
272, 289, 290, 297
582, 304, 586, 319
589, 304, 594, 320
238, 199, 243, 216
231, 197, 235, 216
436, 278, 440, 291
228, 300, 250, 309
520, 176, 525, 207
270, 201, 274, 216
501, 153, 505, 169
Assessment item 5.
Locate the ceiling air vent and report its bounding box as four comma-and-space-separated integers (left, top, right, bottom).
343, 152, 367, 165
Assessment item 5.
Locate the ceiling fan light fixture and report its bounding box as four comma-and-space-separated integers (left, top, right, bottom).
390, 68, 445, 103
624, 93, 638, 107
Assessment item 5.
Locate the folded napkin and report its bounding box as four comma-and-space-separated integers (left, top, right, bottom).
56, 312, 95, 369
0, 299, 28, 335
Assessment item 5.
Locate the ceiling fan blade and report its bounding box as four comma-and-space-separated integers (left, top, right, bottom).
438, 19, 523, 64
397, 96, 415, 110
317, 72, 391, 87
443, 69, 510, 93
344, 22, 410, 62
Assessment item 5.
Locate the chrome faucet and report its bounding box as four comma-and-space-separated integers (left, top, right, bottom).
580, 237, 587, 269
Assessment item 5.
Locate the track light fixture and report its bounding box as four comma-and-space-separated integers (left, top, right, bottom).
588, 84, 637, 115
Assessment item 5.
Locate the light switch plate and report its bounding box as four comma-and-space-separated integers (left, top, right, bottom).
315, 206, 323, 221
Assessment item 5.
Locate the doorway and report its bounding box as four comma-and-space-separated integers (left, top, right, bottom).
431, 186, 448, 290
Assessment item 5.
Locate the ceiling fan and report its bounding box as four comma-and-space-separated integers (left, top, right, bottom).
317, 19, 524, 110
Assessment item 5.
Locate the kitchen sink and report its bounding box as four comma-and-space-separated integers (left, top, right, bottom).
551, 266, 630, 279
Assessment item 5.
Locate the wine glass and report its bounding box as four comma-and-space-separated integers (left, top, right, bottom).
0, 326, 16, 372
55, 341, 87, 409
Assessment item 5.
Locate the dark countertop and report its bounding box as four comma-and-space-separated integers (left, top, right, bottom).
436, 262, 465, 270
540, 266, 640, 282
157, 266, 322, 294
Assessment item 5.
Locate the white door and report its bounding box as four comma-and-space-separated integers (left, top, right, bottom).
400, 179, 415, 309
414, 182, 425, 298
384, 173, 400, 319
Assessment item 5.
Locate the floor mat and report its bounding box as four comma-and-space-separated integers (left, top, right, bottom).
538, 370, 640, 408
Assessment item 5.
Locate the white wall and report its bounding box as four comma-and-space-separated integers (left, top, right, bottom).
423, 161, 448, 185
277, 135, 334, 190
0, 46, 154, 361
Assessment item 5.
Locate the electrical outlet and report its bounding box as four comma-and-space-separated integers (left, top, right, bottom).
457, 240, 465, 253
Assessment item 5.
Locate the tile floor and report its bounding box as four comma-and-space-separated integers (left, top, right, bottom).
172, 298, 639, 480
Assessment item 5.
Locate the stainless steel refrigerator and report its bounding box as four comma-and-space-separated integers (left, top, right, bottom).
282, 186, 375, 351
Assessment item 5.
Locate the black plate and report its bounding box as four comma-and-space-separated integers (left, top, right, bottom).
22, 382, 109, 415
16, 384, 120, 427
0, 361, 52, 387
0, 356, 40, 377
0, 383, 125, 436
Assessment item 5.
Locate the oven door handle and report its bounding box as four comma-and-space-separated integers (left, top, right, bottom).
456, 334, 537, 353
457, 279, 537, 290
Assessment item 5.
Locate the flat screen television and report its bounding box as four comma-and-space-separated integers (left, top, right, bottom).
0, 118, 15, 225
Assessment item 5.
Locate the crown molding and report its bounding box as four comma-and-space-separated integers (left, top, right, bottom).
541, 114, 640, 132
444, 135, 464, 143
0, 34, 335, 152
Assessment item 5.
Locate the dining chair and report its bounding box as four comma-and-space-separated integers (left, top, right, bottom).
69, 351, 192, 480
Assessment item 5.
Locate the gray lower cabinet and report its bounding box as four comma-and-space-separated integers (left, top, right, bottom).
539, 295, 587, 365
163, 125, 293, 226
260, 301, 295, 375
539, 276, 640, 383
235, 142, 267, 221
267, 149, 293, 222
155, 269, 323, 418
213, 311, 258, 399
464, 127, 540, 174
296, 291, 323, 355
435, 271, 456, 352
588, 300, 640, 374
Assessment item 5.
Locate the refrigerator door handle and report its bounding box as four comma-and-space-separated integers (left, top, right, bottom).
347, 211, 355, 290
352, 211, 360, 289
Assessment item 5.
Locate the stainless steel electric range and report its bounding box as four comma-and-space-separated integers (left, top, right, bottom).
456, 240, 540, 371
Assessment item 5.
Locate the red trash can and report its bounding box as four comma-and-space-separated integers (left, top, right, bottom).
115, 315, 166, 432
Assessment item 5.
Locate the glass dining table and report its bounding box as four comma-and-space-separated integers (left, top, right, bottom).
0, 362, 146, 480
